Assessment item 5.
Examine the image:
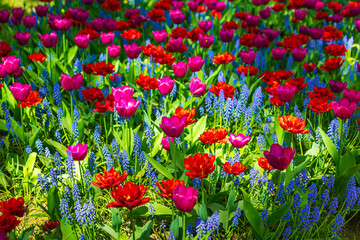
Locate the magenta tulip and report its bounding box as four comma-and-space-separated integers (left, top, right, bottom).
263, 28, 280, 42
246, 14, 260, 27
74, 34, 90, 49
22, 16, 36, 28
112, 86, 134, 102
161, 136, 174, 151
198, 20, 213, 32
264, 144, 295, 171
198, 33, 214, 48
160, 115, 187, 138
239, 49, 257, 65
103, 18, 117, 31
9, 82, 31, 102
169, 10, 186, 24
152, 30, 168, 43
90, 18, 104, 32
343, 88, 360, 103
60, 73, 84, 91
329, 80, 347, 93
332, 98, 357, 120
276, 85, 296, 103
253, 34, 268, 48
39, 32, 58, 48
308, 27, 323, 40
100, 32, 115, 45
229, 133, 251, 148
189, 78, 206, 97
68, 8, 89, 22
292, 47, 306, 62
219, 28, 234, 42
0, 64, 7, 78
294, 9, 307, 20
12, 8, 24, 20
107, 44, 121, 58
168, 37, 184, 52
35, 5, 48, 17
0, 10, 10, 23
172, 61, 188, 78
172, 185, 198, 212
2, 56, 20, 74
157, 77, 175, 95
124, 43, 142, 59
188, 56, 205, 72
13, 32, 30, 46
54, 18, 72, 31
68, 143, 88, 161
272, 48, 286, 60
114, 98, 140, 118
259, 7, 271, 19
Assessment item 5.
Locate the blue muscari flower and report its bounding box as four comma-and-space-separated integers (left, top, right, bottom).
74, 58, 82, 73
55, 129, 62, 142
99, 53, 106, 62
295, 170, 309, 191
72, 182, 81, 202
193, 178, 201, 190
37, 174, 51, 192
205, 211, 221, 237
36, 139, 44, 155
94, 125, 101, 146
74, 107, 80, 122
293, 193, 302, 212
308, 183, 317, 205
148, 204, 156, 217
72, 121, 79, 142
258, 134, 265, 154
286, 56, 293, 71
111, 138, 119, 158
311, 207, 320, 226
60, 198, 73, 225
298, 204, 311, 232
102, 145, 113, 170
196, 218, 206, 238
286, 180, 294, 194
282, 210, 291, 223
199, 106, 205, 116
170, 83, 177, 100
133, 132, 142, 158
66, 151, 75, 179
277, 183, 285, 205
344, 177, 357, 211
218, 90, 225, 117
186, 224, 194, 238
232, 208, 242, 227
271, 133, 278, 144
26, 145, 32, 155
267, 179, 275, 197
121, 150, 130, 172
168, 231, 175, 240
49, 168, 58, 187
53, 82, 62, 107
57, 107, 63, 128
321, 188, 330, 208
249, 167, 260, 188
84, 169, 92, 190
328, 197, 338, 217
252, 87, 263, 113
205, 92, 214, 116
144, 123, 154, 149
282, 226, 292, 239
160, 220, 166, 231
54, 151, 63, 175
224, 98, 234, 125
146, 163, 158, 188
80, 235, 87, 240
88, 152, 96, 174
261, 209, 268, 226
332, 214, 344, 238
45, 147, 51, 159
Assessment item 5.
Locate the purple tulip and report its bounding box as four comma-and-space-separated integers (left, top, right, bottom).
168, 37, 184, 52
229, 133, 251, 148
259, 7, 271, 19
83, 0, 95, 5
169, 10, 186, 24
350, 6, 360, 17
9, 82, 31, 102
308, 27, 323, 40
246, 14, 261, 27
124, 43, 142, 59
68, 8, 89, 22
12, 8, 24, 20
107, 44, 121, 58
152, 30, 168, 43
97, 0, 107, 3
332, 98, 357, 120
100, 32, 114, 45
204, 0, 217, 10
22, 16, 36, 28
13, 32, 30, 46
198, 20, 213, 32
112, 85, 134, 102
189, 78, 206, 97
188, 56, 205, 72
263, 28, 280, 42
160, 115, 187, 138
103, 18, 117, 32
54, 18, 72, 31
219, 28, 234, 42
329, 80, 347, 93
262, 0, 271, 3
60, 73, 84, 91
48, 14, 62, 31
39, 32, 58, 48
292, 47, 306, 62
272, 48, 286, 60
35, 5, 48, 17
11, 16, 21, 26
162, 136, 174, 151
187, 1, 199, 11
125, 9, 140, 19
253, 34, 268, 48
332, 14, 343, 23
264, 144, 295, 171
299, 26, 310, 35
294, 9, 307, 20
198, 33, 214, 48
2, 56, 20, 74
252, 0, 262, 6
315, 1, 324, 11
114, 98, 140, 118
0, 64, 7, 78
343, 88, 360, 104
90, 18, 104, 32
0, 10, 10, 23
68, 143, 88, 161
172, 1, 184, 10
215, 1, 226, 12
10, 67, 23, 78
305, 0, 317, 9
74, 34, 90, 49
276, 85, 296, 102
172, 185, 198, 212
239, 49, 257, 65
157, 77, 175, 95
172, 61, 188, 78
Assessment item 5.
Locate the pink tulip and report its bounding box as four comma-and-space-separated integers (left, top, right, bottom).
112, 86, 134, 101
189, 78, 206, 97
107, 44, 121, 58
114, 98, 140, 118
160, 115, 187, 138
60, 73, 84, 91
172, 185, 198, 212
157, 77, 175, 95
68, 143, 88, 161
229, 133, 251, 148
9, 82, 31, 101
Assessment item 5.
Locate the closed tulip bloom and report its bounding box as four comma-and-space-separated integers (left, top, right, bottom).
83, 0, 95, 5
107, 44, 121, 58
198, 20, 213, 32
272, 48, 286, 60
264, 144, 295, 171
292, 47, 306, 62
2, 56, 21, 74
114, 98, 140, 118
0, 64, 6, 78
172, 1, 184, 10
54, 18, 72, 31
11, 16, 22, 26
9, 82, 31, 101
124, 43, 142, 59
157, 76, 175, 95
205, 0, 217, 10
253, 34, 268, 48
355, 19, 360, 32
332, 98, 357, 120
161, 136, 174, 151
68, 143, 88, 161
12, 8, 24, 20
305, 0, 317, 9
259, 7, 271, 19
329, 80, 347, 93
112, 86, 134, 102
294, 9, 307, 20
299, 26, 310, 35
168, 37, 184, 52
0, 10, 11, 23
35, 5, 48, 17
343, 88, 360, 103
309, 27, 323, 40
246, 14, 261, 27
22, 16, 36, 28
157, 179, 185, 198
10, 67, 23, 78
173, 185, 198, 212
263, 28, 280, 41
332, 14, 343, 23
216, 1, 226, 12
74, 34, 90, 49
187, 0, 199, 11
189, 77, 206, 97
199, 33, 214, 48
152, 30, 168, 43
90, 18, 104, 32
238, 49, 257, 64
159, 115, 187, 138
39, 32, 57, 48
169, 10, 186, 24
229, 133, 251, 148
13, 32, 30, 46
60, 73, 84, 91
68, 8, 89, 22
188, 56, 205, 72
219, 28, 234, 42
125, 9, 140, 19
252, 0, 262, 6
92, 168, 128, 189
172, 61, 187, 78
100, 32, 115, 45
277, 85, 296, 102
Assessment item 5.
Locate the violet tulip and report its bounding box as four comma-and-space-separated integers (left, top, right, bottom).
11, 16, 21, 26
9, 82, 31, 102
12, 8, 24, 20
343, 88, 360, 103
13, 32, 30, 46
2, 56, 20, 74
188, 56, 205, 72
252, 0, 262, 6
259, 7, 271, 19
152, 30, 168, 43
60, 73, 84, 91
0, 10, 10, 23
55, 18, 72, 31
272, 48, 286, 60
107, 44, 121, 58
189, 78, 206, 97
22, 16, 36, 28
112, 86, 134, 102
204, 0, 217, 10
219, 28, 234, 42
68, 8, 89, 22
124, 43, 142, 59
292, 47, 306, 62
253, 34, 268, 48
172, 185, 198, 212
276, 85, 296, 102
329, 80, 347, 93
159, 115, 187, 138
294, 9, 307, 20
172, 1, 184, 10
100, 32, 115, 45
198, 33, 214, 48
35, 5, 48, 17
169, 10, 186, 24
246, 14, 260, 27
157, 77, 175, 95
264, 144, 295, 171
332, 98, 357, 120
238, 49, 257, 65
74, 34, 90, 49
315, 1, 325, 11
0, 64, 6, 78
103, 19, 117, 32
48, 14, 62, 31
172, 61, 187, 78
68, 143, 88, 161
161, 136, 174, 151
305, 0, 317, 9
125, 9, 140, 19
198, 20, 213, 32
187, 1, 199, 11
263, 28, 280, 41
39, 32, 57, 48
83, 0, 95, 5
229, 133, 251, 148
308, 27, 323, 40
168, 37, 184, 52
10, 67, 23, 78
350, 7, 360, 17
114, 98, 140, 118
299, 26, 310, 35
332, 14, 343, 23
215, 1, 226, 12
90, 18, 104, 32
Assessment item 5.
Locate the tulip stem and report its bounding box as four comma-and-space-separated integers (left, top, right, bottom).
130, 209, 135, 240
70, 91, 74, 121
182, 211, 186, 239
171, 201, 174, 222
202, 179, 206, 204
338, 118, 343, 157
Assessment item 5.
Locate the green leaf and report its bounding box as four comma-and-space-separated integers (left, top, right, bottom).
134, 220, 153, 240
291, 156, 310, 179
339, 148, 355, 176
17, 226, 35, 240
227, 189, 235, 213
45, 140, 68, 158
60, 219, 77, 240
145, 154, 174, 180
29, 128, 41, 148
189, 115, 207, 144
318, 127, 339, 163
10, 118, 26, 142
111, 208, 122, 232
265, 199, 293, 229
170, 216, 179, 239
47, 186, 60, 220
24, 153, 37, 178
199, 203, 208, 221
97, 222, 119, 239
169, 140, 184, 171
67, 46, 78, 65
151, 132, 163, 157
